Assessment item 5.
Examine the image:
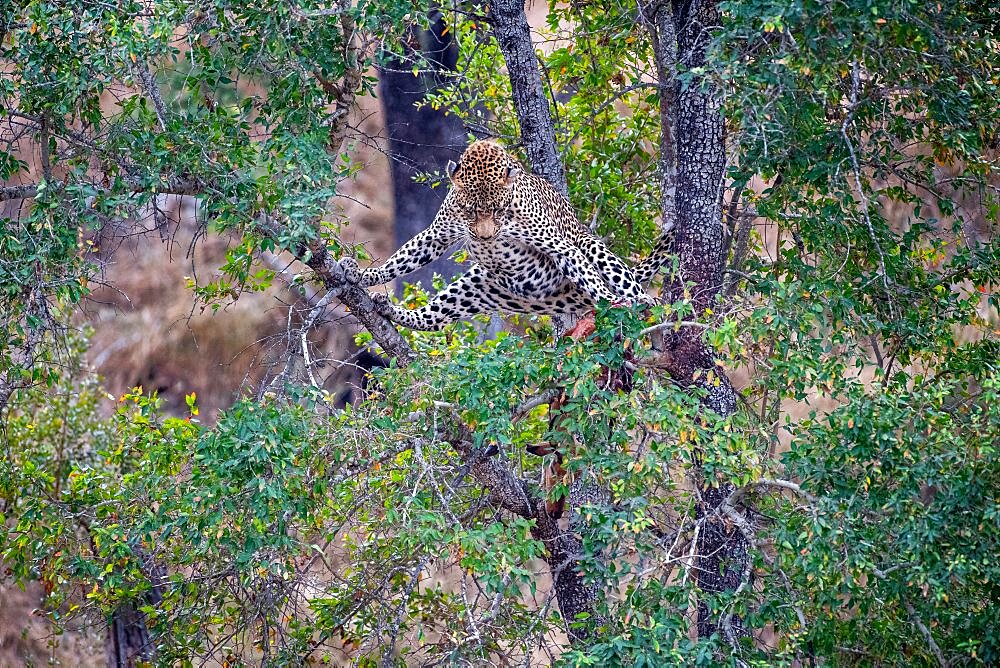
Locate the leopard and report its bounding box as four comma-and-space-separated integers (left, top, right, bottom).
339, 139, 673, 332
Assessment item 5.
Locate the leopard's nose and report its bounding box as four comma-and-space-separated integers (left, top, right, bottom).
472, 213, 499, 239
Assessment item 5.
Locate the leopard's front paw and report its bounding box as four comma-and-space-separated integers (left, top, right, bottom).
637, 293, 657, 307
339, 257, 362, 284
612, 295, 655, 311
371, 293, 395, 318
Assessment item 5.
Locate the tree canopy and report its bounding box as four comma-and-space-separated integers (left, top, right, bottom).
1, 0, 998, 665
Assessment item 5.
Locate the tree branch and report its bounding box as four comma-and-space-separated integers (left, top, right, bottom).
656, 0, 750, 643
902, 598, 950, 668
640, 0, 680, 280
316, 12, 365, 156
511, 388, 562, 422
490, 0, 567, 194
729, 478, 820, 507
842, 60, 891, 302
469, 450, 538, 519
134, 61, 169, 131
253, 215, 415, 364
448, 419, 599, 642
0, 183, 40, 202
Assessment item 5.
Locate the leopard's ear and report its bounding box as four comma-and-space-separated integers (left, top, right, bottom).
504, 164, 521, 186
446, 160, 459, 183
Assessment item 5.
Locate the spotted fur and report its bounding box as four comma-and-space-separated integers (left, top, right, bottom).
341, 140, 673, 331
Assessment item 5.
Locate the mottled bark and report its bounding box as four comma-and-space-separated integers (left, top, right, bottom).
667, 0, 751, 642
379, 13, 467, 291
105, 548, 164, 668
490, 0, 567, 195
486, 0, 606, 640
655, 338, 744, 642
642, 0, 680, 274
468, 441, 599, 642
696, 483, 749, 639
107, 605, 154, 668
533, 504, 602, 641
673, 0, 726, 310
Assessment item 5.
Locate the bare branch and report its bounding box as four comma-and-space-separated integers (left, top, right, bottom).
0, 184, 39, 202
638, 319, 710, 338
292, 4, 347, 19
841, 61, 892, 306
253, 214, 415, 365
729, 478, 820, 507
511, 388, 562, 422
134, 61, 169, 131
903, 598, 950, 668
868, 565, 949, 666
382, 556, 432, 667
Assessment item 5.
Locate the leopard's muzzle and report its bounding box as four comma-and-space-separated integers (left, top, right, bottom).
470, 211, 501, 240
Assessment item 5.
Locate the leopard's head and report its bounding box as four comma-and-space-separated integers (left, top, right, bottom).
447, 140, 521, 240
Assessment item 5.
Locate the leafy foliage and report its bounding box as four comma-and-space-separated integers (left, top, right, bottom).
1, 0, 998, 665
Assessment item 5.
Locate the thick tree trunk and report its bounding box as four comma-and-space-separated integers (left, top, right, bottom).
532, 508, 602, 642
673, 0, 727, 306
379, 13, 468, 291
106, 605, 154, 668
667, 0, 751, 642
487, 0, 750, 646
468, 442, 599, 643
105, 548, 164, 667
